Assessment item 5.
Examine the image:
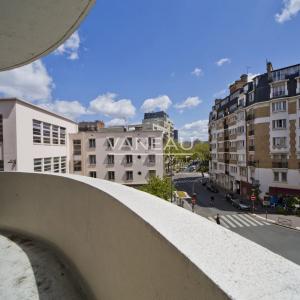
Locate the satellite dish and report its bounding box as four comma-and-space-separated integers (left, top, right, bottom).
0, 0, 95, 71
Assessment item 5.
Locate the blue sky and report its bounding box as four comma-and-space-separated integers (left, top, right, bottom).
0, 0, 300, 140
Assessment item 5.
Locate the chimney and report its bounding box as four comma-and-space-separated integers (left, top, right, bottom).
267, 61, 273, 81
240, 74, 248, 83
96, 120, 105, 130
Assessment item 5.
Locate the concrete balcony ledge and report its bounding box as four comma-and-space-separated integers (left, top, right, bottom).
1, 172, 300, 300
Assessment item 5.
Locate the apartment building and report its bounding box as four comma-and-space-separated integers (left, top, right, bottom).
69, 125, 164, 185
0, 98, 78, 173
209, 62, 300, 198
142, 111, 175, 139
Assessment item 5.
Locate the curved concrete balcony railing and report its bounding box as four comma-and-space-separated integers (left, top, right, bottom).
0, 172, 300, 299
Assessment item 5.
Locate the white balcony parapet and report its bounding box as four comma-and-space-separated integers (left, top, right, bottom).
0, 172, 300, 300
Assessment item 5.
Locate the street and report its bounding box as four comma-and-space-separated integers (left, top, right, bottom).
174, 175, 300, 266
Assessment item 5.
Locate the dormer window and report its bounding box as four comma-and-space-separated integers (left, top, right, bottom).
296, 77, 300, 94
270, 82, 287, 98
249, 92, 254, 103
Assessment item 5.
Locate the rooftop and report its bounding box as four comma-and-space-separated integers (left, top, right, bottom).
0, 98, 77, 124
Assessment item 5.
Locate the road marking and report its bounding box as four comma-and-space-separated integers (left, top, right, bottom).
244, 214, 265, 226
221, 215, 237, 228
208, 216, 229, 228
226, 215, 243, 227
231, 214, 250, 227
238, 214, 258, 226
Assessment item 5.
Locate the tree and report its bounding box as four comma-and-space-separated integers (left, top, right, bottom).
140, 176, 174, 201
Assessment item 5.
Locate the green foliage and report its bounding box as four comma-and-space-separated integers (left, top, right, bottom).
140, 176, 174, 201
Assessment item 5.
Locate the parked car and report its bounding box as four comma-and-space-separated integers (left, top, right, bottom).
201, 178, 208, 186
206, 183, 219, 193
232, 199, 251, 211
225, 193, 236, 203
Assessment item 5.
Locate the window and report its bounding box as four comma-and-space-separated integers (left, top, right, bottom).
89, 138, 96, 148
89, 155, 96, 165
126, 171, 133, 181
0, 115, 3, 143
273, 137, 287, 149
281, 172, 287, 182
61, 156, 66, 173
0, 160, 3, 171
149, 170, 156, 177
73, 140, 81, 155
43, 157, 52, 172
125, 137, 133, 147
272, 119, 287, 130
107, 137, 114, 148
60, 127, 66, 145
272, 101, 286, 112
34, 158, 42, 172
273, 172, 279, 182
73, 160, 82, 172
33, 120, 42, 143
108, 171, 115, 180
53, 157, 60, 173
148, 137, 156, 149
126, 155, 133, 164
43, 122, 51, 144
148, 154, 156, 164
107, 155, 114, 165
272, 84, 286, 98
249, 92, 254, 103
52, 125, 59, 144
89, 171, 97, 178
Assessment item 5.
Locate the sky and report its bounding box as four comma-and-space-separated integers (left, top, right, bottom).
0, 0, 300, 141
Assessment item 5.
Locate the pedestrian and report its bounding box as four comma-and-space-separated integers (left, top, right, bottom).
210, 196, 214, 206
191, 193, 196, 212
215, 213, 220, 225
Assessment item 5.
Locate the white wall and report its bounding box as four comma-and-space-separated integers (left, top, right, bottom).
255, 168, 300, 195
0, 101, 17, 171
14, 101, 77, 172
1, 172, 300, 300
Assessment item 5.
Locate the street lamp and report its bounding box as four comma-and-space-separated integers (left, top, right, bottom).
169, 155, 174, 202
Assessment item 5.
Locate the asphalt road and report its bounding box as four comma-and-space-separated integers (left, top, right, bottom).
174, 176, 300, 266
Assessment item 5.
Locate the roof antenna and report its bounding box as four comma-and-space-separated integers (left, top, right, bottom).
246, 66, 251, 75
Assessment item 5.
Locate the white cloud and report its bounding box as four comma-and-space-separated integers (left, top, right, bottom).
89, 93, 136, 119
191, 67, 203, 77
216, 58, 231, 67
141, 95, 172, 112
213, 89, 227, 99
175, 96, 202, 110
247, 73, 260, 82
0, 60, 53, 101
275, 0, 300, 23
180, 120, 209, 141
54, 31, 80, 60
107, 118, 127, 127
41, 100, 89, 120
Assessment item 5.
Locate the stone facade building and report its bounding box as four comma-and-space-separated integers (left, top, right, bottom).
209, 62, 300, 197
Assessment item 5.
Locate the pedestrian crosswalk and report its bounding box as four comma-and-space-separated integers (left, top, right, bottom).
208, 214, 271, 229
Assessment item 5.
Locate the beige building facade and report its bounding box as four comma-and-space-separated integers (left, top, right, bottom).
209, 63, 300, 198
69, 126, 164, 185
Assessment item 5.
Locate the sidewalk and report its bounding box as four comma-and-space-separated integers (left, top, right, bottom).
253, 213, 300, 231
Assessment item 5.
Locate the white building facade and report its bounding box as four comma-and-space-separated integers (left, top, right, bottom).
0, 98, 78, 173
69, 127, 164, 185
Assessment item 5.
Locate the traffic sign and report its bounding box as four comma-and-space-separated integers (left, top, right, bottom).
251, 195, 256, 201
